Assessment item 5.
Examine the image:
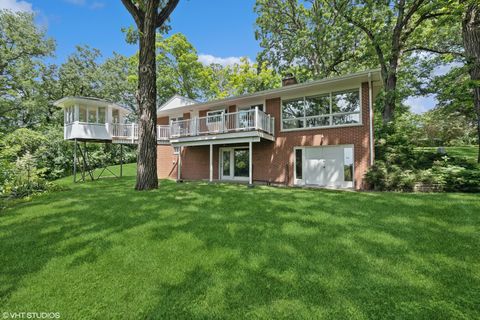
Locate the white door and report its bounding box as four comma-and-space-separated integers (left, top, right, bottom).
304, 146, 351, 187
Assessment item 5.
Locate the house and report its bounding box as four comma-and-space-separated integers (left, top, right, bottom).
157, 69, 382, 189
55, 69, 382, 189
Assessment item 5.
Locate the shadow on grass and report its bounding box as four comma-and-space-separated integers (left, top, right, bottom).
0, 175, 479, 319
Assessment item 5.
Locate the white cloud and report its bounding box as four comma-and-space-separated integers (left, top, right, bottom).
0, 0, 33, 12
405, 94, 438, 114
198, 54, 252, 67
64, 0, 105, 10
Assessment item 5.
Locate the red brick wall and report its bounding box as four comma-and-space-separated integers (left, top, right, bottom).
251, 82, 371, 188
180, 145, 220, 180
157, 145, 178, 179
156, 82, 373, 188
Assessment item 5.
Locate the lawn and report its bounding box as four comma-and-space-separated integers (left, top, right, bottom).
1, 164, 479, 319
417, 145, 479, 166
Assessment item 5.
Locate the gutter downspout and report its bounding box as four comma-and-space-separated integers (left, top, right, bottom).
368, 72, 374, 166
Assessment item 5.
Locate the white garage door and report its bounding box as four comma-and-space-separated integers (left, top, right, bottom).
303, 146, 353, 188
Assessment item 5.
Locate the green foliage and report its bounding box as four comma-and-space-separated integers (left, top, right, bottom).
3, 152, 48, 198
206, 58, 281, 99
155, 33, 210, 101
254, 0, 367, 79
0, 10, 56, 131
0, 127, 137, 198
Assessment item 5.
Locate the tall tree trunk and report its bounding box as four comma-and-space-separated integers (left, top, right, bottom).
135, 1, 159, 190
462, 2, 480, 163
383, 71, 398, 124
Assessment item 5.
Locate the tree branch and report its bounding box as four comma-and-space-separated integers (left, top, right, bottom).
332, 1, 388, 76
156, 0, 180, 28
121, 0, 144, 27
404, 46, 464, 57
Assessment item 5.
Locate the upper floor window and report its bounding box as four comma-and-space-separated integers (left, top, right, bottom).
281, 89, 361, 130
207, 109, 224, 124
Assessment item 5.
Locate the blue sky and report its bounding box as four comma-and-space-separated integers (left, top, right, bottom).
0, 0, 440, 113
1, 0, 260, 64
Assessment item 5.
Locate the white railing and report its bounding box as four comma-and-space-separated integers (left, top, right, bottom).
109, 123, 171, 142
157, 125, 170, 140
170, 108, 275, 138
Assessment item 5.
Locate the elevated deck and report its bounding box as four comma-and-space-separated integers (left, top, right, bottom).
64, 109, 275, 146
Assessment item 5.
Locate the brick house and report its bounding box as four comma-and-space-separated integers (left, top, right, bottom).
156, 69, 383, 189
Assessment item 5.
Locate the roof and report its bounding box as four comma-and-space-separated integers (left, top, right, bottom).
156, 94, 199, 113
53, 96, 131, 113
157, 69, 383, 117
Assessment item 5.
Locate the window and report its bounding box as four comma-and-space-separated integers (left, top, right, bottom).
234, 149, 249, 177
207, 110, 224, 124
170, 116, 183, 123
98, 107, 106, 123
112, 109, 120, 123
65, 107, 74, 124
87, 107, 97, 123
295, 149, 303, 180
282, 98, 305, 129
344, 147, 353, 182
332, 90, 360, 113
281, 88, 361, 130
79, 105, 87, 122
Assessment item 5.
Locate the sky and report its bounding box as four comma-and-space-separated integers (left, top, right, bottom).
0, 0, 442, 113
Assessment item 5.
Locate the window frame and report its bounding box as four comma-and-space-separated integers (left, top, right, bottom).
293, 147, 304, 184
206, 109, 225, 124
280, 87, 362, 132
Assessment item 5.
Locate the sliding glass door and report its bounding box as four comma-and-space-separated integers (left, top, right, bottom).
220, 148, 249, 180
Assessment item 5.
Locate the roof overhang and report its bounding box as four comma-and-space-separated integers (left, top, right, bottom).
53, 96, 131, 113
157, 69, 383, 117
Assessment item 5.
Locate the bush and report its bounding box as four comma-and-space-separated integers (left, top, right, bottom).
1, 126, 137, 199
3, 152, 48, 198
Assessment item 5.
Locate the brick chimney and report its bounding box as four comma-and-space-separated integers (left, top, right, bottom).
282, 73, 298, 86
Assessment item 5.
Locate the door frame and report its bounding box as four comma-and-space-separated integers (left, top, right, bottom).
219, 146, 250, 181
293, 144, 355, 188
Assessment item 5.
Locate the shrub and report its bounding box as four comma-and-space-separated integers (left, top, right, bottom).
3, 152, 48, 198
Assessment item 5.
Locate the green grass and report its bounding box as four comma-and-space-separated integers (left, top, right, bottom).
1, 164, 479, 319
417, 145, 479, 165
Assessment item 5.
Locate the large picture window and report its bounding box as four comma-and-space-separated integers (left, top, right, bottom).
281, 89, 361, 130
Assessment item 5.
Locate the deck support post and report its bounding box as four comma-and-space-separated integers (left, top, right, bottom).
73, 139, 77, 182
177, 146, 182, 181
209, 144, 213, 182
120, 144, 123, 177
248, 140, 253, 186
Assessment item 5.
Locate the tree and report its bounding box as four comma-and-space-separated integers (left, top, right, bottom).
121, 0, 180, 190
58, 45, 102, 97
0, 10, 55, 132
155, 33, 208, 102
206, 58, 281, 98
332, 0, 457, 125
461, 1, 480, 162
97, 53, 137, 112
254, 0, 367, 81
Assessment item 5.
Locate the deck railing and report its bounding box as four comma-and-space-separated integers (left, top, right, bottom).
170, 108, 275, 138
106, 109, 275, 142
108, 123, 171, 142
